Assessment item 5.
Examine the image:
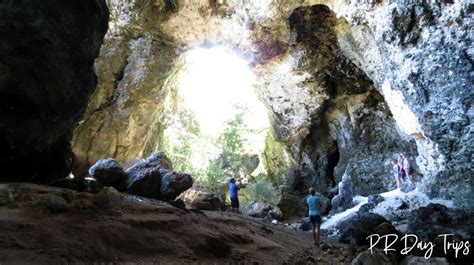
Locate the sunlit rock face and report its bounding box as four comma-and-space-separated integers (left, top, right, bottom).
73, 0, 473, 212
0, 0, 108, 182
72, 0, 179, 177
260, 5, 415, 216
333, 2, 473, 207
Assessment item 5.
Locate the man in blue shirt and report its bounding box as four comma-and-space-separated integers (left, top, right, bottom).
307, 188, 321, 246
229, 178, 240, 213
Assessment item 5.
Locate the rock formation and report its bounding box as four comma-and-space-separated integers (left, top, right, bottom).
0, 0, 109, 182
0, 1, 472, 263
89, 158, 128, 191
68, 1, 472, 212
126, 152, 193, 201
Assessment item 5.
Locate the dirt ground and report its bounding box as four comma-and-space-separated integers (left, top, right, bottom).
0, 183, 359, 264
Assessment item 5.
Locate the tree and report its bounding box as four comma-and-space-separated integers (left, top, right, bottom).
204, 112, 248, 200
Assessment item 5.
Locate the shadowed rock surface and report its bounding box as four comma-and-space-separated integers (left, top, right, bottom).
338, 213, 401, 246
89, 158, 128, 191
126, 158, 192, 201
0, 0, 108, 182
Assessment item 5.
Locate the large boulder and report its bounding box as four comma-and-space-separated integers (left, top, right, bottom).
243, 201, 283, 220
0, 0, 108, 182
126, 162, 162, 199
405, 203, 474, 263
198, 192, 224, 211
407, 203, 474, 240
357, 194, 385, 215
126, 160, 193, 201
159, 168, 193, 201
179, 185, 225, 211
338, 213, 401, 246
88, 158, 128, 191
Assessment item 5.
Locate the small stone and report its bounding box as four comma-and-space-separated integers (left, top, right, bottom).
169, 198, 186, 210
94, 187, 123, 210
243, 201, 283, 220
368, 194, 384, 205
0, 184, 14, 206
43, 195, 69, 213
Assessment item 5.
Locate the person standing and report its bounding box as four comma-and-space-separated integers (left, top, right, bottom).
398, 154, 406, 181
401, 155, 412, 181
229, 178, 240, 213
392, 159, 401, 189
399, 154, 412, 182
307, 188, 321, 246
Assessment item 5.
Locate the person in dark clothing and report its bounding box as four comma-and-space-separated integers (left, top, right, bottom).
229, 178, 240, 213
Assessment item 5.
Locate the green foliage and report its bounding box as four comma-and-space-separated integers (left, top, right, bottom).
203, 159, 228, 202
161, 105, 201, 174
200, 112, 248, 201
215, 112, 246, 176
247, 178, 281, 205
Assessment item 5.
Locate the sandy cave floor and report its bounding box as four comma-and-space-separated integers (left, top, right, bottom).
0, 183, 359, 264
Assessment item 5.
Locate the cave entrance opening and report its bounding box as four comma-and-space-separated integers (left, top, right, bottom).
159, 46, 271, 197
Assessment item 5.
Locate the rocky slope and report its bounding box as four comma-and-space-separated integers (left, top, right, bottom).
0, 183, 359, 264
72, 0, 472, 213
0, 0, 109, 182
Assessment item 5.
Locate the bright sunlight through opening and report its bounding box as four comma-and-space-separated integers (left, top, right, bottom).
161, 47, 271, 177
179, 47, 266, 137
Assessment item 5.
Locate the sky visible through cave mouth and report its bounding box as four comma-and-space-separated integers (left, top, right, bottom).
179, 47, 267, 136
162, 47, 270, 177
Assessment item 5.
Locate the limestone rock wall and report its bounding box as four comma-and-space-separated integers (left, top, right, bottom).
260, 1, 472, 208
72, 0, 473, 210
0, 0, 108, 182
332, 1, 473, 207
72, 0, 179, 177
260, 5, 415, 216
